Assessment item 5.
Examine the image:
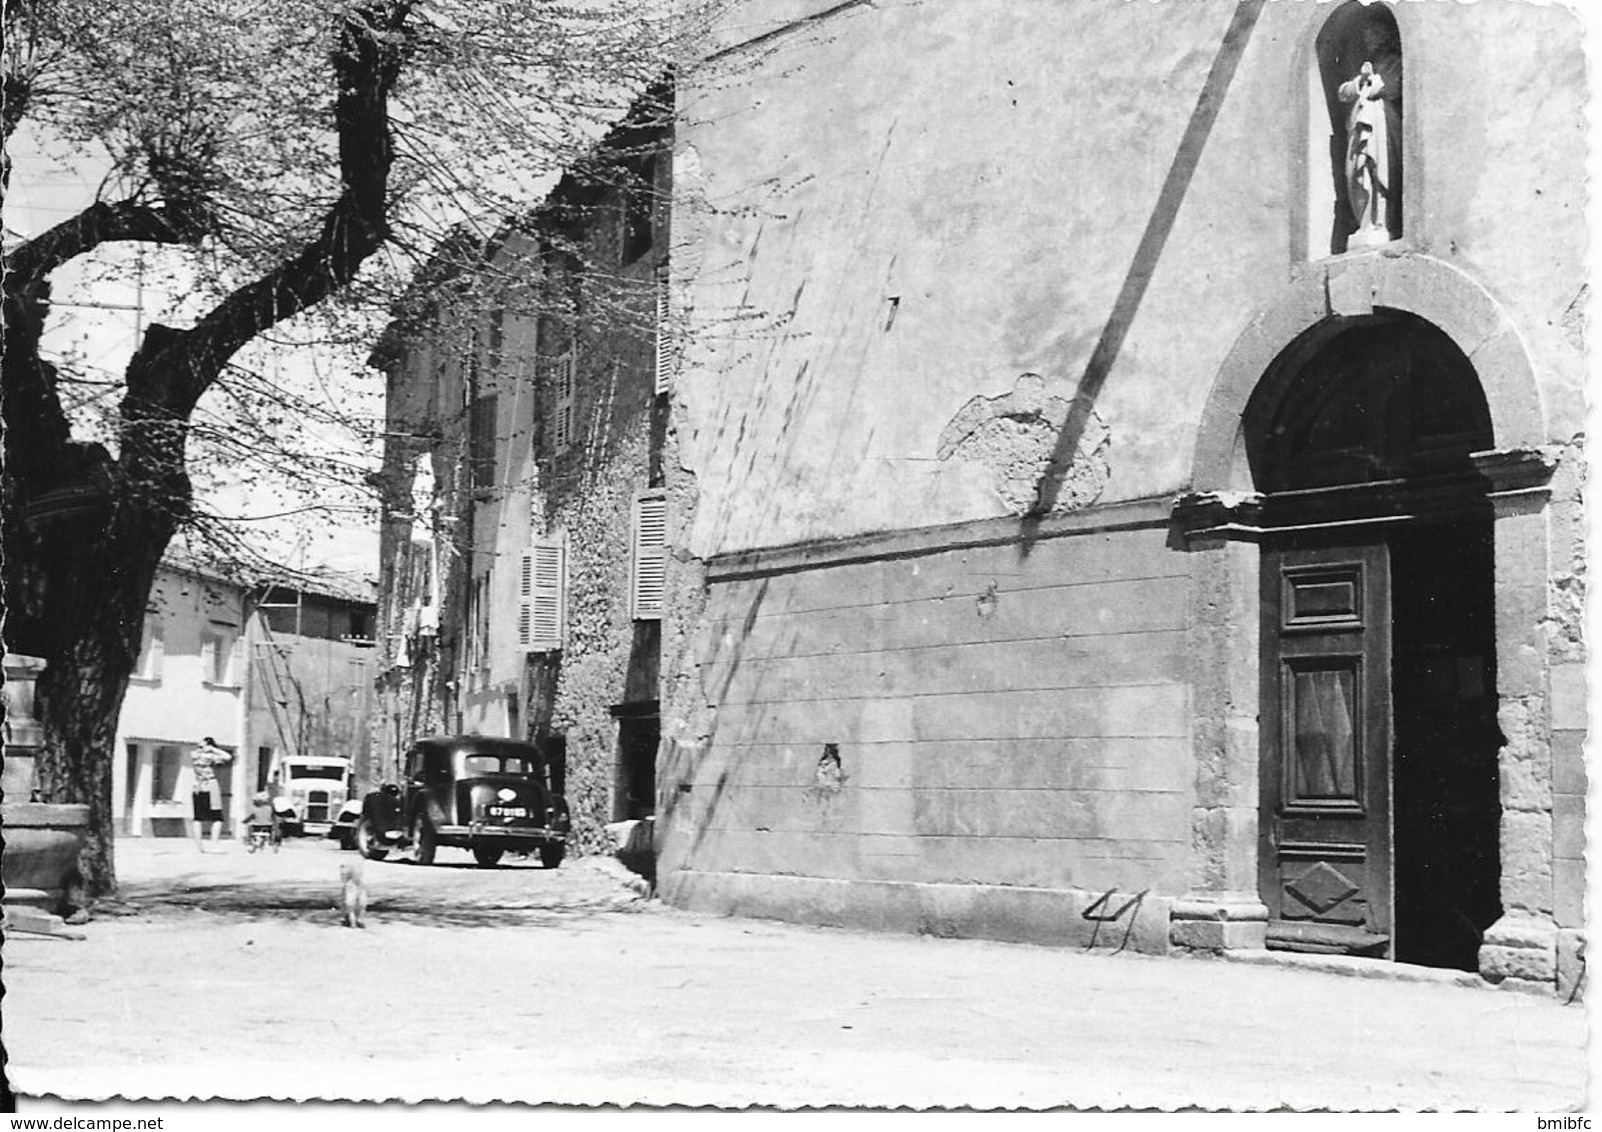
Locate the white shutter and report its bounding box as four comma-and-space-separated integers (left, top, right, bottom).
520, 540, 566, 651
552, 352, 575, 455
631, 494, 667, 621
653, 266, 673, 395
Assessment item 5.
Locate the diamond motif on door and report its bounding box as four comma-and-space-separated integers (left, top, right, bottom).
1286, 861, 1361, 915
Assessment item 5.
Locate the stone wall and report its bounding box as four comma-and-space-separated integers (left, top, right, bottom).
659, 507, 1192, 947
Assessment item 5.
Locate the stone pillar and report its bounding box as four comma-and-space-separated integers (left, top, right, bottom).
3, 654, 93, 918
1169, 496, 1269, 951
1477, 472, 1560, 989
3, 653, 48, 800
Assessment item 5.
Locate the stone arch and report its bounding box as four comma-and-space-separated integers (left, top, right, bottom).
1189, 253, 1546, 495
1174, 251, 1563, 983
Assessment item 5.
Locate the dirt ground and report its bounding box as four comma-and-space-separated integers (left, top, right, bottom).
3, 836, 1590, 1111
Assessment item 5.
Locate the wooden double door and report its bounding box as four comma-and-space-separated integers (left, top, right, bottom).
1260, 524, 1501, 967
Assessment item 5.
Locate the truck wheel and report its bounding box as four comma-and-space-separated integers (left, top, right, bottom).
539, 842, 565, 870
413, 816, 437, 866
472, 846, 504, 868
356, 818, 389, 861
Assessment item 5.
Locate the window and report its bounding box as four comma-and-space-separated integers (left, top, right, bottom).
288, 765, 346, 782
134, 618, 164, 681
462, 754, 537, 777
631, 493, 667, 621
551, 351, 575, 456
469, 394, 498, 490
465, 573, 490, 671
201, 625, 238, 686
519, 539, 567, 652
654, 264, 675, 396
622, 154, 657, 263
152, 745, 182, 802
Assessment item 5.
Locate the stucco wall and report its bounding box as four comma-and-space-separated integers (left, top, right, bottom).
672, 0, 1587, 558
118, 568, 245, 746
114, 567, 246, 834
658, 0, 1588, 967
245, 606, 376, 791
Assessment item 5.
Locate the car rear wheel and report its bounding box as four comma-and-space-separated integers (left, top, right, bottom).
356, 818, 389, 861
472, 846, 504, 868
412, 816, 437, 866
539, 842, 565, 870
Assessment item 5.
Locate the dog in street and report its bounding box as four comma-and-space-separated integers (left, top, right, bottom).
339, 857, 367, 928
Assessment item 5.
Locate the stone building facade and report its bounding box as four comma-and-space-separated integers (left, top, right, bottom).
651, 0, 1588, 991
371, 94, 674, 853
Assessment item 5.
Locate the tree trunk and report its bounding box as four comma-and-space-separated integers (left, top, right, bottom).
29, 501, 172, 901
3, 1, 412, 902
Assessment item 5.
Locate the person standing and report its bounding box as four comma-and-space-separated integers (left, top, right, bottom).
190, 737, 234, 851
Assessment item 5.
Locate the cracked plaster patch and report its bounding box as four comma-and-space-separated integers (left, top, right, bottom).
936, 373, 1111, 515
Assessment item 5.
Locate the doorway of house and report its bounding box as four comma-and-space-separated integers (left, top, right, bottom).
1250, 312, 1502, 970
1389, 520, 1502, 969
615, 715, 659, 822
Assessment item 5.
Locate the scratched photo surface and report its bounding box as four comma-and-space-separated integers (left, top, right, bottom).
1, 0, 1593, 1114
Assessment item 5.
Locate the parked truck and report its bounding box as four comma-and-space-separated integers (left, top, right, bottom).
274, 753, 354, 837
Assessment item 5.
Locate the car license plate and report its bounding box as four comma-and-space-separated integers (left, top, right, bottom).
487, 806, 528, 818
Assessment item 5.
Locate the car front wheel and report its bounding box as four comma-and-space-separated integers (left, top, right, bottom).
539, 842, 565, 870
356, 818, 389, 861
472, 846, 504, 868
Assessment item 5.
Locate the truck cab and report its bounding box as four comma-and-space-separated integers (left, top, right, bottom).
277, 754, 353, 836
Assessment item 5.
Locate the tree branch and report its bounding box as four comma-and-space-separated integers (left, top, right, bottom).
4, 198, 210, 291
174, 1, 415, 412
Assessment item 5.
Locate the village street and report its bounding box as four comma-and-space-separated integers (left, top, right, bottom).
4, 836, 1589, 1112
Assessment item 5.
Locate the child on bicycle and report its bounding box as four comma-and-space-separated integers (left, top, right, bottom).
246, 791, 279, 851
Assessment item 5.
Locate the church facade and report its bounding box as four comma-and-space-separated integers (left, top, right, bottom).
653, 0, 1588, 991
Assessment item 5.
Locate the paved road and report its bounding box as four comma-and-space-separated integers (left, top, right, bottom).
5, 837, 1589, 1110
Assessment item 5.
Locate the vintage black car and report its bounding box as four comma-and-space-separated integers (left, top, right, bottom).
356, 736, 570, 868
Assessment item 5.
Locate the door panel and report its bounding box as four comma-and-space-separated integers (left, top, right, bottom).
1262, 542, 1392, 956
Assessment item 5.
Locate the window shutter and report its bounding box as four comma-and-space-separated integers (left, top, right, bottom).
653, 266, 674, 395
520, 540, 566, 651
631, 495, 667, 621
552, 352, 575, 455
138, 619, 165, 680
469, 394, 498, 488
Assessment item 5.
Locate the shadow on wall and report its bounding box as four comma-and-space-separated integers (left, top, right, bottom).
662, 576, 772, 875
1022, 0, 1268, 537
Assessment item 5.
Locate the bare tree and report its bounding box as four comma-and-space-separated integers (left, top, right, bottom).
2, 0, 720, 899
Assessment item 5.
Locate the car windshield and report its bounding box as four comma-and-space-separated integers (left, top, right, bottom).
461, 754, 536, 777
289, 766, 346, 780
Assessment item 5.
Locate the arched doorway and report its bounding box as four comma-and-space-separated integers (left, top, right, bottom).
1246, 312, 1502, 970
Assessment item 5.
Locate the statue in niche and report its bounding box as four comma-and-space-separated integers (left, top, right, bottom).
1336, 19, 1403, 247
